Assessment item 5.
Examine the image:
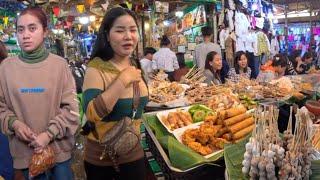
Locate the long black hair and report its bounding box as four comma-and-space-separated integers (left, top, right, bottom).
91, 7, 139, 64
234, 51, 248, 74
272, 53, 287, 67
205, 51, 221, 80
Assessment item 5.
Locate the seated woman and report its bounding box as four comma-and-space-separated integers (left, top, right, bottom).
227, 51, 251, 82
257, 54, 287, 83
288, 49, 302, 74
204, 51, 225, 85
298, 51, 313, 74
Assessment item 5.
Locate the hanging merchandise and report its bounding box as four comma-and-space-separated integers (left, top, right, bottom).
53, 6, 60, 17
228, 0, 236, 10
227, 9, 234, 31
3, 17, 8, 27
239, 0, 248, 8
218, 0, 225, 26
125, 1, 133, 10
235, 11, 250, 52
76, 4, 85, 14
225, 32, 236, 67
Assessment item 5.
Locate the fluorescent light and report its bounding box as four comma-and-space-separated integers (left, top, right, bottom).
144, 22, 150, 30
79, 17, 89, 24
89, 16, 96, 22
274, 10, 316, 19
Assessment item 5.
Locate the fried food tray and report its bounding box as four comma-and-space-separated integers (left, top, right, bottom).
143, 111, 225, 179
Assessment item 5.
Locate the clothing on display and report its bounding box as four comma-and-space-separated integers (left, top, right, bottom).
235, 11, 250, 52
270, 37, 280, 58
218, 0, 225, 26
227, 9, 235, 31
245, 31, 256, 53
228, 0, 236, 10
255, 31, 270, 57
219, 28, 229, 50
225, 33, 236, 67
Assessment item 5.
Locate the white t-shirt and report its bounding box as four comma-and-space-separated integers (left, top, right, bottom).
140, 58, 153, 81
152, 48, 179, 72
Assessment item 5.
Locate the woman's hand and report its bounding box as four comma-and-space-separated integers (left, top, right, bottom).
29, 132, 51, 153
12, 120, 35, 142
118, 66, 142, 87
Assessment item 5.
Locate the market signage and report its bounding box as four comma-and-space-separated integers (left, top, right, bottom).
181, 5, 206, 30
155, 1, 169, 13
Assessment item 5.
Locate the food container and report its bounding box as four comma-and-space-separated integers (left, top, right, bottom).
143, 112, 225, 179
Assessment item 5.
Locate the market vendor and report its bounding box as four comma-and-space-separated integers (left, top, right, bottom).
298, 51, 313, 74
257, 54, 287, 83
204, 51, 227, 85
152, 35, 179, 81
0, 7, 79, 179
227, 51, 251, 82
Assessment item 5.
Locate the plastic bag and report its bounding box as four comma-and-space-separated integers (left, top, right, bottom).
29, 146, 55, 177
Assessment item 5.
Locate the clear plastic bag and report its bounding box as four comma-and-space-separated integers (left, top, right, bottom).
29, 146, 55, 177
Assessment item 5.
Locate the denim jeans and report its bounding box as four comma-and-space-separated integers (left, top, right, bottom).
22, 159, 73, 180
252, 55, 261, 79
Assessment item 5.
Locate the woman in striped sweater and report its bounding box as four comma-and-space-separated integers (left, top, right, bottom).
82, 7, 148, 180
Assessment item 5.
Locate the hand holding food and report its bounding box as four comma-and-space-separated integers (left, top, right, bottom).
118, 66, 141, 87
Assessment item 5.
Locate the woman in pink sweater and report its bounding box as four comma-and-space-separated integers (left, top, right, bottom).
0, 7, 79, 180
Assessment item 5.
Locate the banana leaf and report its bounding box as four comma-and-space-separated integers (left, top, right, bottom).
143, 114, 223, 170
224, 135, 320, 180
224, 135, 250, 180
311, 160, 320, 179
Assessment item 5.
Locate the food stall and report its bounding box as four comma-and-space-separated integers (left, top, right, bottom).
142, 72, 320, 179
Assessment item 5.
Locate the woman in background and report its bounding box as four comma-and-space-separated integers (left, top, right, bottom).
257, 54, 287, 83
227, 51, 251, 82
204, 51, 225, 85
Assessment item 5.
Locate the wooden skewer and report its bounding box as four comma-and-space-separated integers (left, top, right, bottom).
184, 65, 196, 78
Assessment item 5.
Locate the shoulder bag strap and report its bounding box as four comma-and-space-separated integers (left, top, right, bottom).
132, 81, 140, 119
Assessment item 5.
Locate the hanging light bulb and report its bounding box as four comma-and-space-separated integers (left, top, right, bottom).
89, 15, 96, 22
79, 17, 89, 24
